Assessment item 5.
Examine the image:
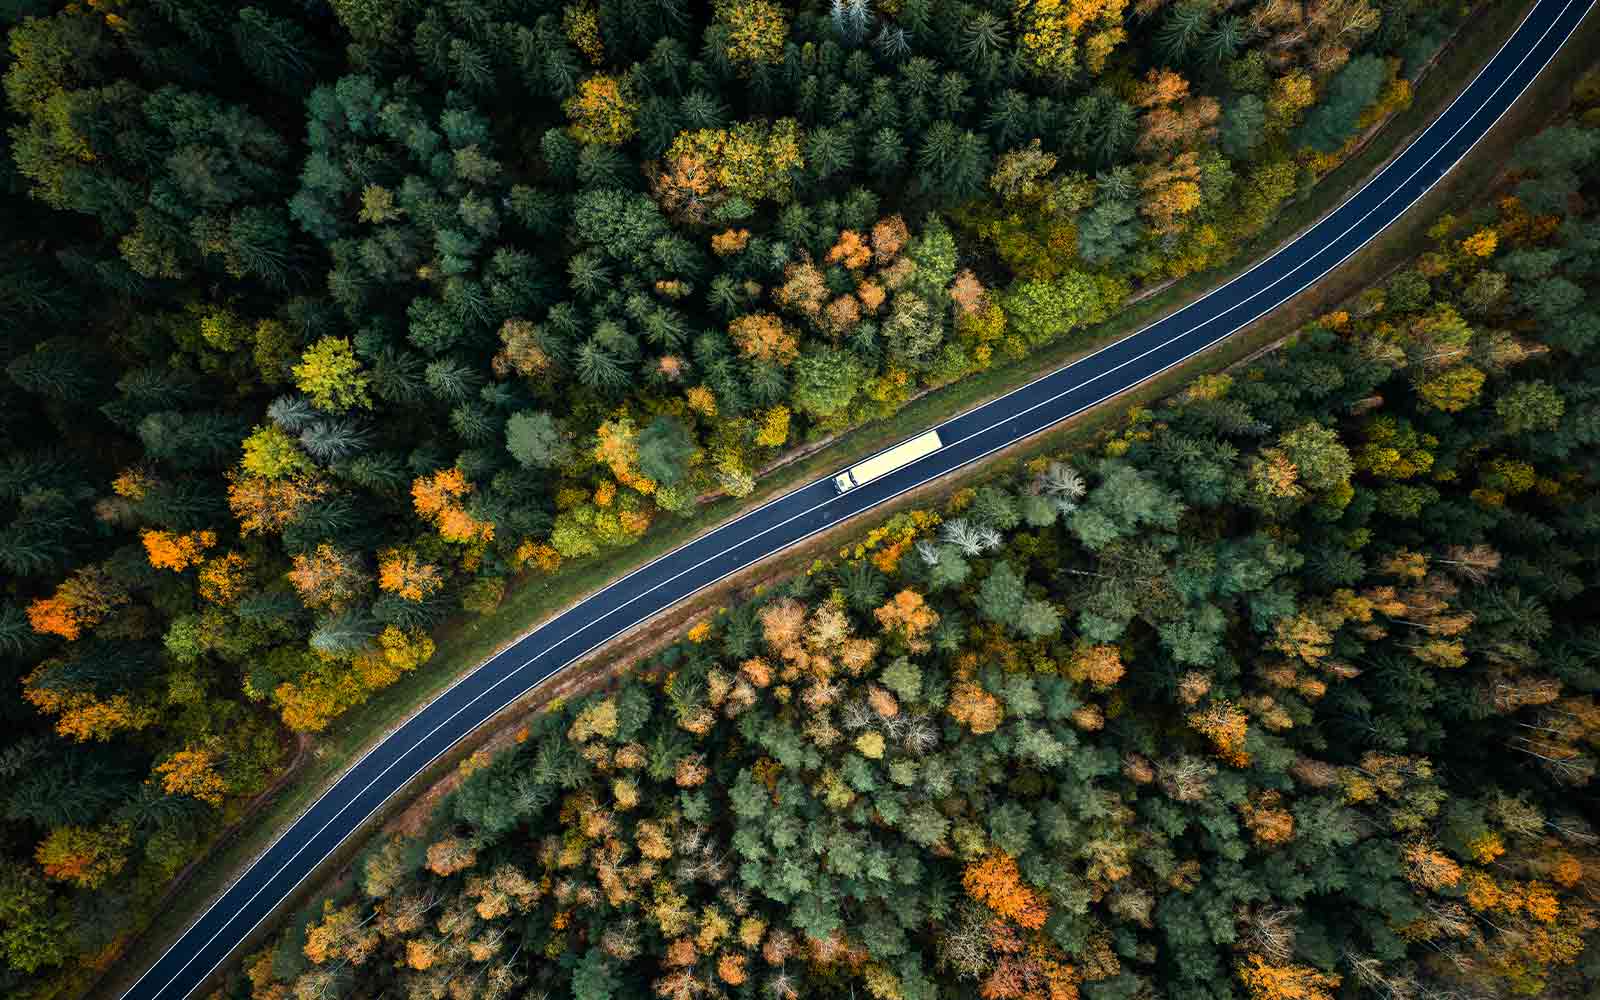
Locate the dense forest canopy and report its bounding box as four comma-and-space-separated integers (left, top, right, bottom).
0, 0, 1569, 997
242, 110, 1600, 1000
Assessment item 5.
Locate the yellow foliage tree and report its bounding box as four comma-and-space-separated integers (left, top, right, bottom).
713, 0, 788, 69
594, 417, 653, 490
1237, 954, 1340, 1000
1188, 700, 1251, 766
292, 336, 371, 412
564, 74, 638, 146
564, 0, 603, 63
197, 551, 250, 604
1460, 228, 1499, 258
665, 120, 804, 205
1140, 153, 1203, 235
754, 405, 790, 447
1267, 72, 1317, 131
35, 823, 131, 889
1012, 0, 1128, 78
21, 675, 158, 742
155, 746, 228, 806
351, 626, 435, 691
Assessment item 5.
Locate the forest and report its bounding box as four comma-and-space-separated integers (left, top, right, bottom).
0, 0, 1547, 997
233, 108, 1600, 1000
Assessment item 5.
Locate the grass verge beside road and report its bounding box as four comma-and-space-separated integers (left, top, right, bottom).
97, 2, 1595, 995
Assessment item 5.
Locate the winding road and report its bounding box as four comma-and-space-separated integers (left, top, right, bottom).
122, 1, 1595, 996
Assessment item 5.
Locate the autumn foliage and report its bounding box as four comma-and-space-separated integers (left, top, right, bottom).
964, 851, 1050, 930
142, 528, 217, 571
26, 567, 129, 640
411, 467, 495, 545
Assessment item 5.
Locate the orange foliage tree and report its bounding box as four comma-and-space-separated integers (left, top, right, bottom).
155, 746, 228, 806
227, 472, 324, 534
1237, 954, 1340, 1000
426, 836, 478, 877
949, 678, 1005, 734
287, 542, 368, 611
1240, 791, 1296, 846
1064, 644, 1124, 689
873, 590, 940, 652
197, 551, 250, 604
377, 548, 444, 601
21, 674, 158, 742
1189, 699, 1251, 766
729, 313, 800, 366
302, 900, 379, 966
26, 566, 129, 640
826, 230, 871, 270
980, 920, 1081, 1000
142, 528, 217, 571
963, 851, 1050, 929
412, 467, 495, 544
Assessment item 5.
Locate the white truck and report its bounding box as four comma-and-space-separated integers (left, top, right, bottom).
832, 430, 943, 493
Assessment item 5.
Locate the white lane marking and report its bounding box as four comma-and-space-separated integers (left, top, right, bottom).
128, 2, 1587, 995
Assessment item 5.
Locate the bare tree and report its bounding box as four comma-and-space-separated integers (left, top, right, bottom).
1344, 952, 1418, 1000
900, 714, 939, 755
1038, 461, 1087, 504
940, 518, 986, 556
1437, 544, 1501, 584
1158, 755, 1216, 802
1237, 904, 1300, 963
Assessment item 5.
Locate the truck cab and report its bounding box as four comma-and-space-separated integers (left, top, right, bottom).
833, 471, 857, 493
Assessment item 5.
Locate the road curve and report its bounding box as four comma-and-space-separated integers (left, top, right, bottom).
122, 2, 1594, 996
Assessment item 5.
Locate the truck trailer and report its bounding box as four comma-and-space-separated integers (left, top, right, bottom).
832, 430, 943, 493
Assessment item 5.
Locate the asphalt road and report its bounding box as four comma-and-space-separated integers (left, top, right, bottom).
121, 1, 1594, 996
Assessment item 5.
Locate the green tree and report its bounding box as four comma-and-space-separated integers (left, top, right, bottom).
1495, 380, 1565, 434
977, 560, 1027, 626
1221, 95, 1266, 159
637, 417, 696, 486
0, 864, 71, 973
792, 346, 866, 419
506, 412, 574, 468
1277, 422, 1355, 497
1295, 56, 1388, 153
1001, 272, 1124, 347
1015, 599, 1061, 639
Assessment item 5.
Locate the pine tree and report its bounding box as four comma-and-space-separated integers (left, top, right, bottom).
1158, 1, 1213, 64
300, 419, 373, 463
233, 6, 318, 94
